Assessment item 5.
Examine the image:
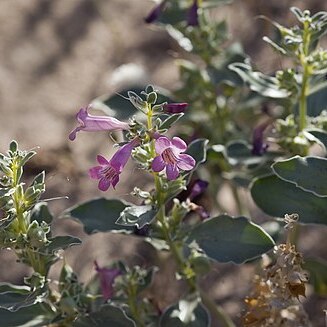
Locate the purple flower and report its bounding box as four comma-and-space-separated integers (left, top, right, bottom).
252, 121, 270, 156
189, 179, 209, 201
89, 139, 138, 191
163, 102, 188, 114
187, 0, 199, 27
69, 105, 129, 141
144, 1, 166, 24
94, 261, 121, 301
152, 136, 195, 180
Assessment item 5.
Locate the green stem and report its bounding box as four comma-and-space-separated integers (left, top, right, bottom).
286, 223, 300, 247
298, 20, 311, 132
299, 63, 309, 131
147, 101, 197, 293
127, 285, 145, 327
200, 291, 235, 327
230, 183, 248, 216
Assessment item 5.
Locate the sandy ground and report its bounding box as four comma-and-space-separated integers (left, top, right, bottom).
0, 0, 326, 325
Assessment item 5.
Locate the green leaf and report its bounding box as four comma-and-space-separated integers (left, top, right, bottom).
116, 205, 158, 228
183, 138, 209, 185
159, 113, 184, 131
160, 297, 210, 327
186, 139, 209, 171
30, 202, 53, 224
304, 129, 327, 152
40, 236, 81, 254
303, 258, 327, 296
225, 140, 263, 167
228, 63, 289, 98
0, 303, 55, 327
306, 80, 327, 116
187, 215, 275, 264
251, 174, 327, 225
0, 283, 47, 312
63, 198, 133, 234
73, 305, 136, 327
202, 0, 233, 9
272, 156, 327, 197
92, 87, 171, 121
92, 87, 141, 120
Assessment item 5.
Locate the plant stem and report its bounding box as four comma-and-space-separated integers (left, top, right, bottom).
200, 291, 236, 327
298, 20, 311, 132
299, 63, 309, 131
127, 285, 145, 327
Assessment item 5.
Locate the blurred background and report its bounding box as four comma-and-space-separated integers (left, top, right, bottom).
0, 0, 326, 325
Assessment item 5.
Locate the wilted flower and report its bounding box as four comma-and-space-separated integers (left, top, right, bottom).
187, 0, 199, 26
94, 261, 121, 301
69, 105, 129, 141
144, 1, 166, 24
243, 235, 310, 326
89, 138, 138, 191
163, 102, 188, 114
152, 136, 195, 180
252, 121, 270, 155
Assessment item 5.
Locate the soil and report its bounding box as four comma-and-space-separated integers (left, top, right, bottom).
0, 0, 326, 326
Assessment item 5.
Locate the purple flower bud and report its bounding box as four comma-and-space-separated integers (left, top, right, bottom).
144, 1, 165, 24
189, 179, 209, 201
152, 136, 195, 180
69, 105, 129, 141
94, 261, 121, 301
252, 121, 270, 156
163, 102, 188, 114
187, 0, 199, 27
133, 224, 150, 237
89, 138, 139, 191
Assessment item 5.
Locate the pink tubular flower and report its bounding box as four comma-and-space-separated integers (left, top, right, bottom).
94, 261, 121, 301
69, 105, 129, 141
152, 136, 195, 180
89, 139, 138, 191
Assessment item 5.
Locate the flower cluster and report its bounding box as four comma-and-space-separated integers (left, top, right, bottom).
69, 96, 195, 191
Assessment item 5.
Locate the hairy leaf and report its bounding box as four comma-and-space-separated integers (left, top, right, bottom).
187, 215, 275, 263
272, 156, 327, 197
251, 174, 327, 225
63, 198, 133, 234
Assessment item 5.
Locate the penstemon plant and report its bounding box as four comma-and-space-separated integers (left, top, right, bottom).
1, 3, 327, 327
64, 85, 275, 326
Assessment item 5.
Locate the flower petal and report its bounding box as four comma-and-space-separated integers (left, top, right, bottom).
152, 155, 166, 172
89, 166, 102, 179
94, 261, 121, 301
110, 140, 136, 171
68, 126, 82, 141
155, 137, 171, 155
97, 155, 109, 165
111, 175, 120, 189
176, 154, 195, 171
76, 107, 88, 124
172, 137, 187, 152
98, 178, 111, 191
166, 164, 179, 180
